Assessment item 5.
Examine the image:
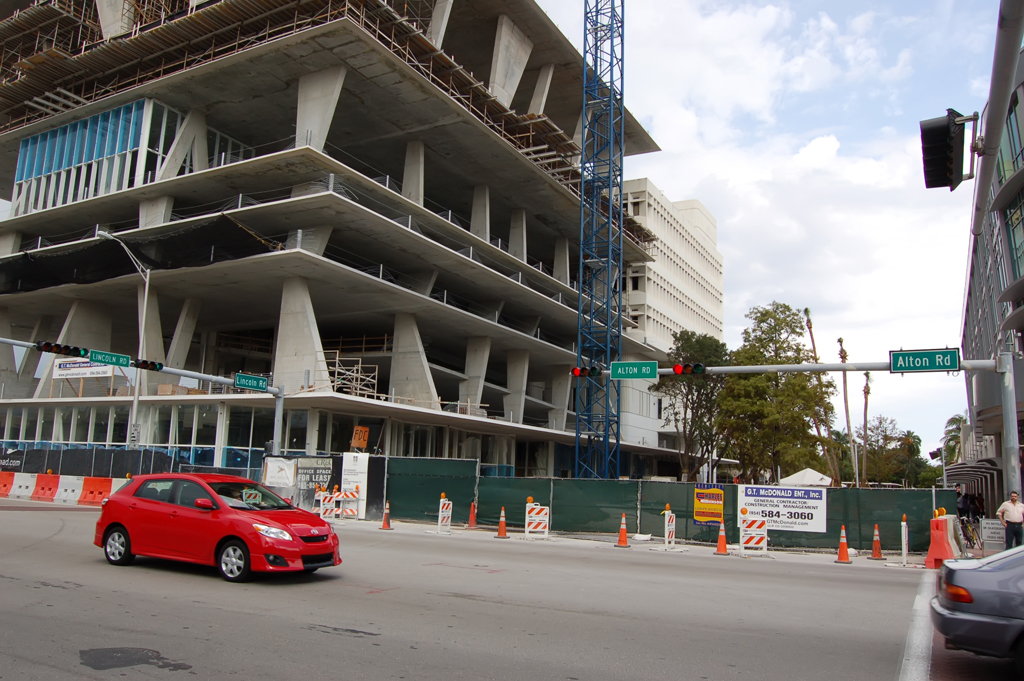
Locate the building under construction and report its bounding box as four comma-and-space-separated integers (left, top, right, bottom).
0, 0, 721, 478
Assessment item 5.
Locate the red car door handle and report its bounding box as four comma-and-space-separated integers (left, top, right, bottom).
169, 511, 178, 518
129, 503, 137, 511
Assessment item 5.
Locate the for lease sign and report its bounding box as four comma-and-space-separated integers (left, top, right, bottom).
738, 485, 827, 533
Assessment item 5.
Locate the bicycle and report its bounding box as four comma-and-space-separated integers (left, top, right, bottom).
959, 516, 981, 549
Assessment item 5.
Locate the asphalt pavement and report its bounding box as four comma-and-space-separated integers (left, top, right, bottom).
0, 498, 1011, 680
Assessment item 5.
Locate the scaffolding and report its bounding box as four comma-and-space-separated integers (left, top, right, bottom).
0, 0, 654, 250
325, 352, 379, 398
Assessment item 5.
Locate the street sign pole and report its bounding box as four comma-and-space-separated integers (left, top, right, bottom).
999, 352, 1021, 501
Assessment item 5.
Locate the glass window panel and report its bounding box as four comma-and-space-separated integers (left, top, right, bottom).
227, 407, 253, 447
193, 448, 214, 467
317, 411, 328, 452
22, 408, 37, 442
224, 448, 249, 469
92, 407, 109, 444
163, 110, 178, 156
195, 405, 217, 445
175, 480, 213, 507
131, 100, 145, 148
330, 414, 353, 453
251, 408, 275, 453
56, 408, 72, 442
73, 408, 90, 442
7, 407, 21, 443
287, 410, 307, 451
176, 405, 195, 445
149, 103, 164, 152
16, 138, 28, 182
152, 405, 172, 445
39, 407, 55, 442
110, 406, 129, 443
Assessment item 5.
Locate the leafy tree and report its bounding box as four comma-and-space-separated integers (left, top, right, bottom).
649, 330, 729, 480
899, 430, 923, 486
717, 302, 830, 482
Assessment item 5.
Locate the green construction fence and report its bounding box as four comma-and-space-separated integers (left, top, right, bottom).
383, 458, 956, 551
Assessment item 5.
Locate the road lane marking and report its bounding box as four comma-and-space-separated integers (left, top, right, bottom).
897, 572, 934, 681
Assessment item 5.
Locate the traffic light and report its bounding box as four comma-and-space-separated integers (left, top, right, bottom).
134, 358, 164, 371
672, 363, 705, 375
920, 109, 965, 191
571, 365, 604, 377
35, 341, 88, 357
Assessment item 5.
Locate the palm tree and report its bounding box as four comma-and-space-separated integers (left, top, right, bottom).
901, 430, 922, 484
943, 412, 967, 464
804, 308, 840, 485
838, 338, 859, 486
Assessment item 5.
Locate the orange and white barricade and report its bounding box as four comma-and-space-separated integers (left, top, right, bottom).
319, 490, 344, 520
740, 519, 768, 554
664, 509, 676, 547
339, 487, 360, 518
524, 501, 550, 539
437, 494, 453, 534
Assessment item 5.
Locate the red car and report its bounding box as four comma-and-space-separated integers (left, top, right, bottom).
94, 473, 340, 582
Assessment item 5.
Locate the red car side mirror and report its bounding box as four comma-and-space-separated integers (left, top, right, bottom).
194, 498, 214, 510
283, 498, 293, 506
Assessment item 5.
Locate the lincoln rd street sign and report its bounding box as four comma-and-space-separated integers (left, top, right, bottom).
234, 373, 269, 392
889, 348, 960, 374
88, 349, 131, 368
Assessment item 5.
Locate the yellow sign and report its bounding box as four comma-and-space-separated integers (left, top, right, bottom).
694, 484, 724, 525
350, 425, 370, 450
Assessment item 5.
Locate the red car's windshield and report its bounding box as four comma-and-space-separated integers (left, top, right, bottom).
211, 482, 291, 511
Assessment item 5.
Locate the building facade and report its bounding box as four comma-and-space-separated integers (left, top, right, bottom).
960, 48, 1024, 502
0, 0, 718, 479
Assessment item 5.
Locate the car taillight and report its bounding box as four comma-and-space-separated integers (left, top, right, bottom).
943, 582, 973, 603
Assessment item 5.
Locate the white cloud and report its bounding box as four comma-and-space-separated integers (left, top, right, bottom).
534, 0, 990, 454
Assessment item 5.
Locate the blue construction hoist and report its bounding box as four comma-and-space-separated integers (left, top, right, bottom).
575, 0, 625, 479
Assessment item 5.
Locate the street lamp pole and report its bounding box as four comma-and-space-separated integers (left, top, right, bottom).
98, 232, 150, 450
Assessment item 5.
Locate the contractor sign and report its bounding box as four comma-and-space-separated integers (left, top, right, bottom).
738, 485, 827, 533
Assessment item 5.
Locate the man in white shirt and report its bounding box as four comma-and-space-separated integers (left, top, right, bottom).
996, 491, 1024, 550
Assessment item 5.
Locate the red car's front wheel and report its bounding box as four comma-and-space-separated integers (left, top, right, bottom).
218, 540, 251, 582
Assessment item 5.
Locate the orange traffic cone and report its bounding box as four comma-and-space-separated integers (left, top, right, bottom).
868, 524, 884, 560
614, 513, 630, 548
495, 507, 509, 538
468, 500, 477, 529
714, 521, 729, 555
380, 501, 393, 530
835, 525, 853, 564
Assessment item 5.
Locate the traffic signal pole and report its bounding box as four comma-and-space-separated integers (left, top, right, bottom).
0, 336, 285, 458
655, 357, 1020, 498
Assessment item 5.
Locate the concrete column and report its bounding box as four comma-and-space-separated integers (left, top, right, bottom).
296, 66, 348, 152
402, 141, 425, 206
156, 110, 209, 181
213, 402, 228, 467
272, 277, 331, 392
548, 365, 572, 431
0, 308, 23, 398
458, 337, 491, 407
503, 350, 529, 424
425, 0, 454, 47
488, 15, 534, 108
0, 232, 21, 256
137, 283, 166, 395
287, 227, 333, 256
509, 209, 527, 262
306, 408, 320, 456
408, 270, 438, 296
471, 185, 490, 241
165, 298, 202, 370
19, 316, 53, 380
389, 313, 439, 410
139, 197, 174, 228
554, 237, 570, 285
33, 301, 112, 398
528, 64, 555, 116
96, 0, 133, 40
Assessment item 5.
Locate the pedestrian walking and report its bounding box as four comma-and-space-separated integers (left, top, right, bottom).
996, 491, 1024, 551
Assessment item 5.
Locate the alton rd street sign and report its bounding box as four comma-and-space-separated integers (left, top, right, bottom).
88, 349, 131, 368
610, 361, 658, 379
234, 373, 269, 392
889, 348, 960, 374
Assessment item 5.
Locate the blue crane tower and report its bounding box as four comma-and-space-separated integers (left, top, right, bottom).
575, 0, 625, 479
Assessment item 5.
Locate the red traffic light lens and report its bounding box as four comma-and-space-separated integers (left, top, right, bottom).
571, 367, 582, 377
672, 364, 683, 375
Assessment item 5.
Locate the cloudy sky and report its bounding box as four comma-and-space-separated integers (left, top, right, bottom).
536, 0, 998, 455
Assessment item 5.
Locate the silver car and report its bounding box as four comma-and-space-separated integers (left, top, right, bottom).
930, 545, 1024, 675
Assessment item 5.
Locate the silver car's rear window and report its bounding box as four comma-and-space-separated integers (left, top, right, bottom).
977, 545, 1024, 570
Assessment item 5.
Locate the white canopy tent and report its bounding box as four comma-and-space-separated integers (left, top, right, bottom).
779, 468, 832, 487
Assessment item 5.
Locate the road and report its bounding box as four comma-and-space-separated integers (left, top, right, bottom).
0, 499, 1014, 680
